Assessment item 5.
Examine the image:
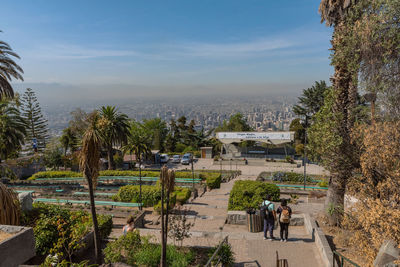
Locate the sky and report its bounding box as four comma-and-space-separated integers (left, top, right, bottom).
1, 0, 333, 103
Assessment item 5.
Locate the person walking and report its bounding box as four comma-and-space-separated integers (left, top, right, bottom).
277, 199, 292, 242
261, 195, 276, 240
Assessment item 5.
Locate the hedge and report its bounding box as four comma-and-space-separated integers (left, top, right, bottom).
29, 171, 82, 180
228, 180, 280, 211
205, 173, 222, 189
112, 185, 191, 207
257, 171, 316, 184
28, 170, 210, 180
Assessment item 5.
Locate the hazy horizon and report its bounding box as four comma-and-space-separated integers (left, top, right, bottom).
2, 0, 333, 103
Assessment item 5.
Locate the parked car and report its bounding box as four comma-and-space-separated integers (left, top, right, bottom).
171, 155, 181, 163
160, 154, 169, 164
181, 153, 192, 165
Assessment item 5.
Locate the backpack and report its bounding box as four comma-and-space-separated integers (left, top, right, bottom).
260, 202, 273, 220
280, 207, 290, 223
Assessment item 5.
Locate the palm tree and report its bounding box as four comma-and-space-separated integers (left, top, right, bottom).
0, 31, 24, 99
60, 127, 78, 156
99, 106, 129, 170
0, 100, 26, 162
122, 121, 152, 210
79, 112, 103, 264
319, 0, 359, 225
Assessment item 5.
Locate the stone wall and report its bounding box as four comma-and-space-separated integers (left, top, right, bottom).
0, 225, 35, 267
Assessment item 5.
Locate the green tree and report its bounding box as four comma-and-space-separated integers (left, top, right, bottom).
20, 88, 49, 153
59, 127, 78, 156
0, 31, 24, 99
215, 113, 252, 132
79, 112, 103, 264
122, 121, 152, 210
0, 100, 25, 162
43, 139, 64, 170
289, 118, 305, 144
99, 106, 130, 170
143, 118, 168, 151
318, 0, 361, 225
293, 81, 329, 122
68, 108, 89, 140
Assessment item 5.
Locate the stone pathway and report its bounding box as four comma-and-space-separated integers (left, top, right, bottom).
111, 174, 324, 266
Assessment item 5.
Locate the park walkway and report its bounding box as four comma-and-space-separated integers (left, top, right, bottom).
113, 175, 324, 266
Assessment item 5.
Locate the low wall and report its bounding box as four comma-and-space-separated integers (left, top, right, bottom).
303, 214, 334, 267
134, 210, 146, 228
226, 211, 304, 226
0, 225, 35, 267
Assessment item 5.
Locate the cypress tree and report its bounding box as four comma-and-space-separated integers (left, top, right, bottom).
20, 88, 49, 152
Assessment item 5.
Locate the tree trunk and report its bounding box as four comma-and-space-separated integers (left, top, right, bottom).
324, 22, 359, 226
325, 172, 346, 226
160, 179, 166, 267
139, 152, 142, 211
85, 170, 102, 264
107, 144, 115, 170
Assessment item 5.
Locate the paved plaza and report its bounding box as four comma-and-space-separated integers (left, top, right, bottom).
111, 166, 326, 266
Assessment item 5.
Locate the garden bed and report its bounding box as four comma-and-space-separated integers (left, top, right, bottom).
0, 225, 35, 267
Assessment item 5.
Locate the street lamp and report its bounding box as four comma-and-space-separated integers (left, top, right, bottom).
303, 115, 308, 190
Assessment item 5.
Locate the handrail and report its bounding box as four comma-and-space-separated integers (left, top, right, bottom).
205, 236, 229, 267
333, 250, 360, 267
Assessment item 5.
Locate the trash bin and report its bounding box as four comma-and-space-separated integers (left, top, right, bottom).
247, 209, 263, 232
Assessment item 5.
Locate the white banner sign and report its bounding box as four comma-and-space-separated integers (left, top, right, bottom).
217, 132, 292, 141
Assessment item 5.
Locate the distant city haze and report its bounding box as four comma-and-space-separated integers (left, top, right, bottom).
2, 0, 333, 103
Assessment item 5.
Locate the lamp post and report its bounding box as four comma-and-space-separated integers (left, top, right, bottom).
303, 116, 308, 191
191, 154, 194, 190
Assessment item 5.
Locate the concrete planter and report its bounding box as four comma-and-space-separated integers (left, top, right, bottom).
0, 225, 35, 267
226, 211, 304, 226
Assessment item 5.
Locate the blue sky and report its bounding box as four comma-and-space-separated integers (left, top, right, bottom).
1, 0, 333, 100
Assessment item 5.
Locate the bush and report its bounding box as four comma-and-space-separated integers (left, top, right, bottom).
112, 185, 161, 207
317, 179, 328, 187
285, 156, 295, 164
97, 214, 113, 239
228, 180, 280, 211
194, 151, 201, 158
272, 171, 314, 184
175, 143, 186, 153
29, 171, 82, 180
205, 173, 222, 189
175, 187, 191, 205
104, 232, 193, 266
154, 194, 177, 214
27, 203, 111, 257
208, 242, 235, 266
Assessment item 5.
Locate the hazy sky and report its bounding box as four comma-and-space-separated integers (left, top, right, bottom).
1, 0, 333, 102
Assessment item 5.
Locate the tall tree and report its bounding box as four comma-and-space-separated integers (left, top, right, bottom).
99, 106, 129, 170
0, 100, 25, 162
20, 88, 49, 153
0, 31, 24, 99
293, 80, 329, 124
60, 127, 78, 156
122, 121, 152, 210
319, 0, 361, 225
215, 113, 252, 132
79, 112, 103, 264
143, 118, 168, 151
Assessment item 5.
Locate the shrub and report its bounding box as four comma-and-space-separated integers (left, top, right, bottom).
272, 171, 314, 184
97, 214, 113, 239
175, 187, 191, 205
154, 194, 177, 214
175, 143, 186, 153
194, 151, 201, 158
104, 232, 193, 266
206, 173, 222, 189
228, 180, 280, 211
285, 156, 295, 164
208, 242, 235, 266
29, 171, 82, 180
317, 179, 328, 187
112, 185, 161, 207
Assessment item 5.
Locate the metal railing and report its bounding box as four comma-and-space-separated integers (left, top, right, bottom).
276, 251, 289, 267
333, 251, 360, 267
205, 236, 229, 267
